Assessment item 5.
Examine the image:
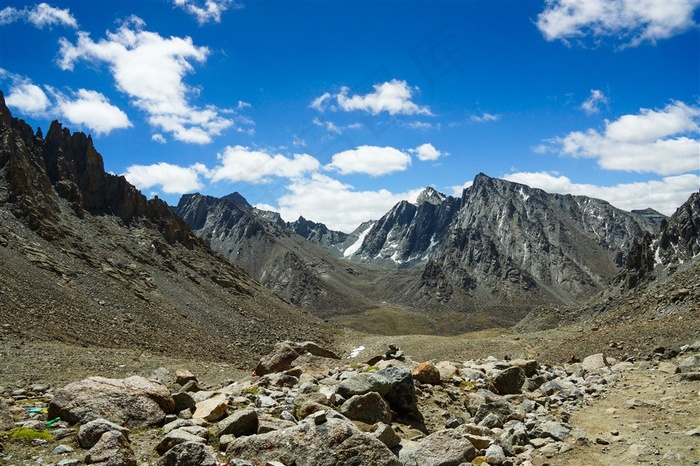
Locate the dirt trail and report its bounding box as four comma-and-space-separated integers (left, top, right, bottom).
535, 362, 700, 466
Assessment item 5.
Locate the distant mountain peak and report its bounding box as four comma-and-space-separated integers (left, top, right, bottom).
409, 187, 447, 206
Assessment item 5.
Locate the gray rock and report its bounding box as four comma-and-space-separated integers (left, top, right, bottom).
485, 444, 507, 465
48, 376, 174, 428
226, 415, 401, 465
678, 354, 700, 372
375, 366, 416, 414
217, 409, 259, 438
154, 441, 218, 466
374, 423, 401, 449
582, 353, 610, 371
340, 391, 393, 425
51, 444, 74, 454
162, 418, 196, 435
413, 429, 476, 465
491, 366, 525, 395
534, 421, 571, 441
337, 372, 391, 399
473, 399, 518, 426
156, 429, 206, 455
57, 460, 81, 466
78, 418, 130, 449
84, 431, 136, 466
257, 414, 297, 434
173, 391, 196, 414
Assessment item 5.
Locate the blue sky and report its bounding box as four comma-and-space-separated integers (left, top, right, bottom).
1, 0, 698, 232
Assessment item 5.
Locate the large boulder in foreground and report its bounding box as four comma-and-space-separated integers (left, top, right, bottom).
48, 376, 175, 428
226, 413, 401, 466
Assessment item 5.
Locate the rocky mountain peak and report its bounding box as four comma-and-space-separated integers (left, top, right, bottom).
413, 187, 446, 206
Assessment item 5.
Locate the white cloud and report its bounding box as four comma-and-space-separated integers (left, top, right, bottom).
313, 79, 432, 116
267, 173, 419, 232
550, 101, 700, 175
449, 180, 473, 197
503, 171, 700, 216
152, 134, 167, 143
51, 88, 131, 135
312, 117, 342, 134
1, 69, 130, 136
57, 17, 234, 144
124, 162, 208, 194
405, 121, 434, 130
536, 0, 700, 47
310, 92, 332, 112
580, 89, 608, 115
326, 145, 412, 176
470, 112, 501, 123
209, 145, 321, 183
410, 143, 443, 161
4, 82, 50, 115
173, 0, 239, 24
0, 2, 77, 29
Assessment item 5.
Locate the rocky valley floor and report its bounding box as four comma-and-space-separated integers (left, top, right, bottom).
1, 317, 699, 466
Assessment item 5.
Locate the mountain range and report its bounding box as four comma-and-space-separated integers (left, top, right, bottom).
174, 169, 666, 331
1, 87, 698, 364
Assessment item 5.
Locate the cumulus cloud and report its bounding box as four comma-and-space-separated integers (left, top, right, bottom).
57, 17, 234, 144
326, 145, 412, 176
4, 82, 50, 115
503, 171, 700, 216
409, 143, 443, 161
1, 70, 130, 135
580, 89, 608, 115
470, 112, 501, 123
124, 162, 208, 194
312, 79, 432, 116
0, 2, 78, 29
268, 173, 420, 232
51, 88, 131, 135
536, 0, 700, 47
548, 101, 700, 176
209, 145, 320, 183
173, 0, 240, 24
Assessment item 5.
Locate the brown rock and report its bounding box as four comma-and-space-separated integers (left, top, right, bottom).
412, 362, 441, 385
193, 394, 228, 422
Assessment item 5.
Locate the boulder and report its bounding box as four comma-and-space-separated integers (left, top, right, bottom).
412, 362, 441, 385
374, 423, 401, 449
339, 392, 393, 425
193, 394, 228, 422
154, 441, 218, 466
254, 341, 305, 376
226, 415, 401, 465
84, 431, 136, 466
413, 429, 477, 465
375, 366, 416, 414
491, 366, 525, 395
78, 418, 130, 449
217, 409, 259, 438
48, 376, 174, 428
582, 354, 610, 372
156, 429, 206, 455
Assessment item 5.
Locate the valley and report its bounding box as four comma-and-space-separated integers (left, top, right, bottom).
1, 91, 699, 465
